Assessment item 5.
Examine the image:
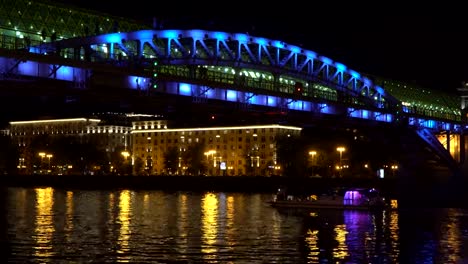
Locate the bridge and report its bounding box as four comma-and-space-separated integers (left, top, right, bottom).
1, 0, 466, 176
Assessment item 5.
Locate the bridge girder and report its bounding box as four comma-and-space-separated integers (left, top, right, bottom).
35, 29, 400, 112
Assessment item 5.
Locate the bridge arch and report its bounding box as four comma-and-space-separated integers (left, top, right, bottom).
39, 29, 401, 113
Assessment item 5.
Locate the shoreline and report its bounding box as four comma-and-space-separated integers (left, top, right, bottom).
0, 174, 396, 194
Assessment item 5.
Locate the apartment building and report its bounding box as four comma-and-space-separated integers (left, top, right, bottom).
131, 122, 302, 176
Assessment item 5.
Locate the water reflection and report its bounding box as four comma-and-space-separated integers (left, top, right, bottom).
117, 190, 132, 262
201, 192, 219, 261
34, 187, 55, 260
5, 188, 468, 263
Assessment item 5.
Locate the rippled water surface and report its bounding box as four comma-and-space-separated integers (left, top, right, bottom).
2, 187, 468, 263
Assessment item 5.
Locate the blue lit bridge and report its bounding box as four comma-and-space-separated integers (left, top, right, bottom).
0, 0, 466, 175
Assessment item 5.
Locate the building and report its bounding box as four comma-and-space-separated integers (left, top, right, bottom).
131, 122, 302, 176
8, 117, 131, 174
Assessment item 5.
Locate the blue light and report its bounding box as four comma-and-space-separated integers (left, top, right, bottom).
179, 83, 191, 95
226, 90, 237, 101
375, 85, 384, 95
267, 96, 276, 107
363, 77, 371, 86
213, 31, 228, 40
302, 101, 312, 111
319, 56, 333, 65
335, 62, 347, 72
132, 30, 154, 40
251, 94, 260, 105
257, 38, 267, 46
18, 61, 36, 76
234, 33, 248, 43
272, 40, 284, 48
189, 30, 205, 39
362, 110, 369, 119
290, 46, 301, 53
160, 30, 180, 39
305, 50, 317, 59
205, 87, 214, 98
127, 76, 145, 90
426, 120, 436, 129
56, 66, 73, 81
100, 33, 122, 44
290, 100, 302, 110
349, 70, 360, 79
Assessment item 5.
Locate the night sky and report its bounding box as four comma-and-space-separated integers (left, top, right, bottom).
57, 1, 468, 93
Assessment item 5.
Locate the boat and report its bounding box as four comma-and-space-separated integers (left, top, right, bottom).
268, 187, 396, 211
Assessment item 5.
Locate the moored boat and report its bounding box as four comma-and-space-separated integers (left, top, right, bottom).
268, 187, 397, 211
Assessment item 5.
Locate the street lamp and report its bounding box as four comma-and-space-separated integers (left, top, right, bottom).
46, 154, 53, 173
336, 147, 345, 176
204, 150, 216, 175
38, 152, 46, 173
309, 151, 317, 163
309, 151, 317, 176
121, 150, 130, 159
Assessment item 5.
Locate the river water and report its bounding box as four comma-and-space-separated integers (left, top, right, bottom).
2, 187, 468, 263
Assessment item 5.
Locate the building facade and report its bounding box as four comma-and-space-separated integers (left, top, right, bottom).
131, 123, 302, 176
9, 118, 131, 174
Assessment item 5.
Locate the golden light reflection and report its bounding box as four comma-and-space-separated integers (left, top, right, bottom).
441, 208, 461, 264
178, 194, 188, 240
333, 224, 349, 260
65, 191, 74, 241
305, 229, 319, 262
226, 195, 235, 247
34, 187, 55, 259
201, 192, 218, 259
389, 210, 400, 262
117, 190, 132, 262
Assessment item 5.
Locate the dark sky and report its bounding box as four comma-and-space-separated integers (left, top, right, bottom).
58, 1, 468, 93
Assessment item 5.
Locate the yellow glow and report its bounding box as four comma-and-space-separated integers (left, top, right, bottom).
333, 224, 349, 259
34, 187, 55, 259
131, 124, 302, 134
178, 194, 188, 240
65, 191, 74, 240
121, 151, 130, 158
10, 118, 101, 124
389, 210, 400, 262
305, 229, 320, 262
201, 193, 218, 259
117, 190, 132, 262
442, 208, 462, 264
226, 196, 235, 247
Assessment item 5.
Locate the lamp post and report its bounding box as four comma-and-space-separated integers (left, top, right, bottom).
336, 147, 345, 177
38, 152, 45, 173
309, 151, 317, 176
121, 150, 130, 160
46, 154, 53, 173
204, 150, 216, 175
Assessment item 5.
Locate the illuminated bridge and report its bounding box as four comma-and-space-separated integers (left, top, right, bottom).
0, 0, 466, 173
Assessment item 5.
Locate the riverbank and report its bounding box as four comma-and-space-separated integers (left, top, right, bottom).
0, 174, 397, 194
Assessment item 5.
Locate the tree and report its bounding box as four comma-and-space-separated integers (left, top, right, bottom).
275, 134, 308, 177
163, 146, 179, 175
134, 157, 144, 175
0, 135, 18, 174
183, 142, 206, 175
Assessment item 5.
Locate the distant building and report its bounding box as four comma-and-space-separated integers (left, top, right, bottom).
8, 118, 131, 174
131, 122, 302, 176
